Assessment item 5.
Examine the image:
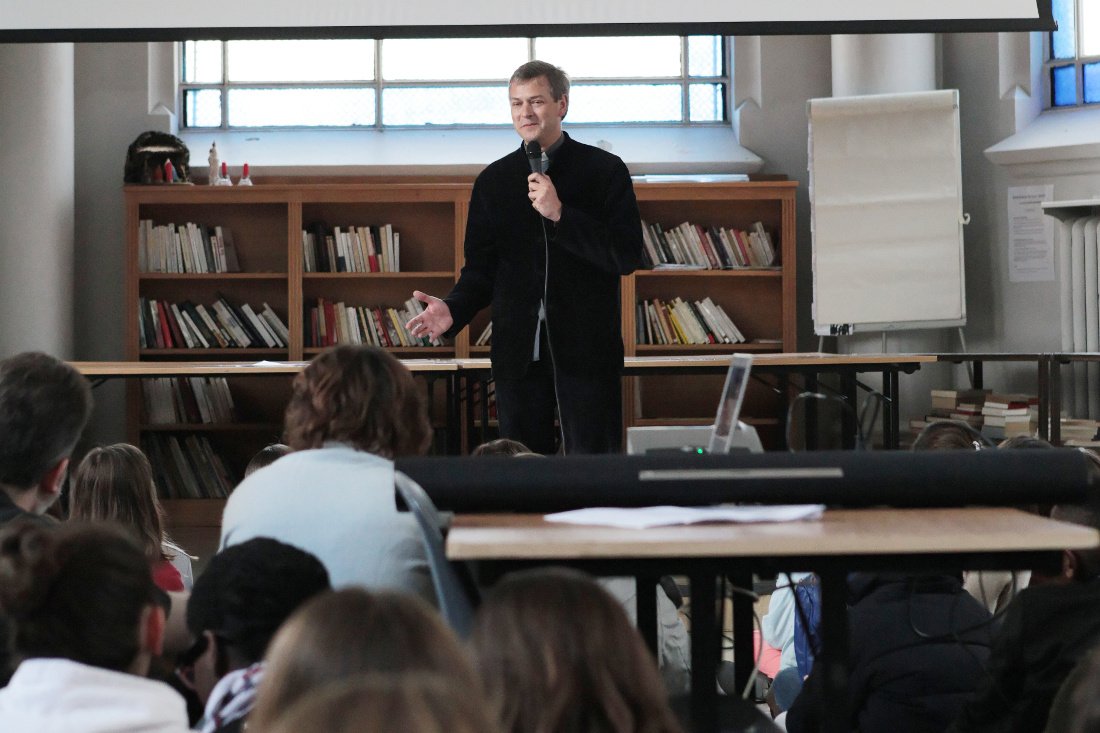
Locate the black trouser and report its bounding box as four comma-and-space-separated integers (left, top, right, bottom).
494, 334, 622, 455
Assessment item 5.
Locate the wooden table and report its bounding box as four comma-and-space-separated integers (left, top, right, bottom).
448, 508, 1098, 733
458, 353, 936, 451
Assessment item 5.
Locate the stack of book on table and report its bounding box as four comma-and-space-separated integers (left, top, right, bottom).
980, 393, 1038, 442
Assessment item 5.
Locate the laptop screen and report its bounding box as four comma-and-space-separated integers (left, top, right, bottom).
707, 354, 753, 454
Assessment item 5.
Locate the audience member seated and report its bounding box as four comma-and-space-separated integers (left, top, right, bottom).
0, 522, 190, 732
69, 443, 193, 592
268, 672, 499, 733
471, 438, 691, 693
472, 567, 684, 733
1041, 639, 1100, 733
242, 443, 291, 478
762, 572, 814, 714
471, 438, 532, 456
911, 419, 994, 451
249, 587, 480, 731
0, 351, 93, 684
179, 538, 331, 733
949, 502, 1100, 732
784, 573, 992, 733
220, 345, 434, 601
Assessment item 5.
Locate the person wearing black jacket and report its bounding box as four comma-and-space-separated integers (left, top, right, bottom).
408, 60, 643, 454
784, 573, 993, 733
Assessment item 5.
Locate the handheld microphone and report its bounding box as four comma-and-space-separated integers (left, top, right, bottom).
525, 140, 543, 174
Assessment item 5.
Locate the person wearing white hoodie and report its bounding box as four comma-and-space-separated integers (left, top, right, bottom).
0, 521, 191, 733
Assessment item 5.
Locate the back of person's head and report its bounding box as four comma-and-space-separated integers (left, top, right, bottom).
472, 567, 684, 733
250, 587, 478, 731
0, 521, 160, 673
186, 537, 331, 668
69, 443, 171, 562
1043, 642, 1100, 733
510, 60, 570, 101
268, 673, 499, 733
472, 438, 531, 457
997, 435, 1051, 450
1050, 502, 1100, 581
243, 443, 291, 477
283, 345, 431, 458
912, 420, 992, 451
0, 352, 92, 493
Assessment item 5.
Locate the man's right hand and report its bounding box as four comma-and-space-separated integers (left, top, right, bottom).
406, 291, 454, 342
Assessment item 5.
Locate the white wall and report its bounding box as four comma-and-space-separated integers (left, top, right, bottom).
0, 44, 74, 358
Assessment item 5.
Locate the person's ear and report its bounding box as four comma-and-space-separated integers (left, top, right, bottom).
1063, 549, 1080, 581
35, 458, 69, 513
142, 603, 167, 657
558, 93, 568, 120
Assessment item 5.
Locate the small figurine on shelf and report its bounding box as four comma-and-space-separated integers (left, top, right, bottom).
238, 162, 253, 186
164, 158, 176, 183
208, 142, 219, 185
216, 160, 233, 186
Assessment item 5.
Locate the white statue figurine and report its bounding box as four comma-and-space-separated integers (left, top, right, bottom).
208, 142, 219, 186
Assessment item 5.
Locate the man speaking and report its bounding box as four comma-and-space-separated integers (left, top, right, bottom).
408, 60, 642, 454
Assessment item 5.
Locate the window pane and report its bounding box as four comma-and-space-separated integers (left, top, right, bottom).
227, 88, 375, 127
688, 36, 723, 77
382, 86, 506, 125
382, 38, 526, 81
568, 84, 682, 123
182, 41, 222, 84
1082, 0, 1100, 56
535, 37, 682, 78
1085, 61, 1100, 104
689, 83, 724, 122
184, 89, 223, 127
227, 40, 375, 82
1052, 64, 1078, 106
1051, 0, 1077, 59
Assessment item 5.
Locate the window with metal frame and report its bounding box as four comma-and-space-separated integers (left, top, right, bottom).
1046, 0, 1100, 107
180, 36, 728, 129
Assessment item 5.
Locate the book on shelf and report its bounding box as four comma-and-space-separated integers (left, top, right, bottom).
639, 219, 779, 270
305, 297, 442, 348
141, 377, 238, 425
139, 220, 241, 273
474, 321, 493, 346
638, 297, 746, 346
142, 433, 235, 500
302, 222, 401, 273
138, 296, 289, 350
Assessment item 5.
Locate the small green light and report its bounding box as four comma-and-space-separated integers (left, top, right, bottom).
696, 447, 705, 454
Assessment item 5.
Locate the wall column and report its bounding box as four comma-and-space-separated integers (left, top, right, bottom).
0, 43, 75, 358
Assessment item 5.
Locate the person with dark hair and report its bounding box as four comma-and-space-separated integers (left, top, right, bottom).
472, 567, 684, 733
268, 673, 500, 733
69, 443, 192, 592
219, 345, 434, 601
178, 538, 331, 733
407, 59, 643, 455
0, 351, 92, 523
1042, 640, 1100, 733
471, 437, 532, 457
242, 442, 290, 478
911, 419, 994, 451
0, 521, 190, 731
248, 587, 480, 731
950, 502, 1100, 732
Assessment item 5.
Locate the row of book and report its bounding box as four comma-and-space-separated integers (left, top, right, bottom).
638, 297, 747, 346
142, 433, 234, 500
141, 377, 238, 425
909, 388, 1039, 442
641, 220, 777, 270
138, 296, 290, 350
138, 220, 242, 274
305, 297, 441, 348
302, 223, 400, 273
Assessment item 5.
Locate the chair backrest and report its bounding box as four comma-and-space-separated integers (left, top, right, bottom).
394, 471, 478, 637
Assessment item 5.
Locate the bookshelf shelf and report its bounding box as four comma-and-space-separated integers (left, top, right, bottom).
302, 271, 454, 280
139, 273, 289, 280
635, 268, 782, 278
140, 423, 284, 433
139, 348, 288, 357
634, 343, 784, 353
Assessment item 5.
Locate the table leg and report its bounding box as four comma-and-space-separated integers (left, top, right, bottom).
729, 569, 756, 697
1051, 359, 1063, 445
973, 360, 984, 390
804, 374, 819, 451
1038, 357, 1050, 442
465, 373, 477, 454
840, 370, 858, 450
881, 368, 900, 449
637, 576, 659, 658
689, 574, 719, 733
818, 569, 851, 733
